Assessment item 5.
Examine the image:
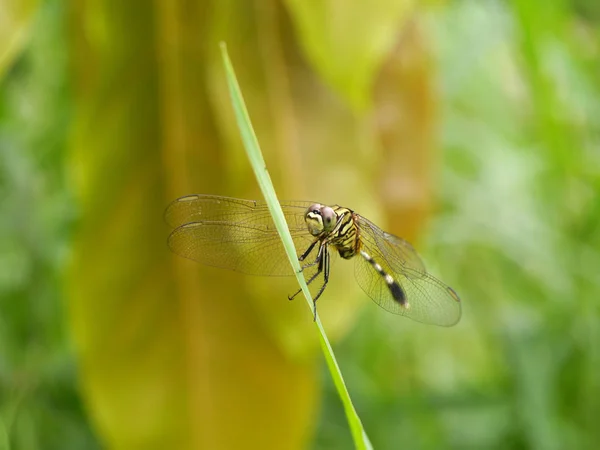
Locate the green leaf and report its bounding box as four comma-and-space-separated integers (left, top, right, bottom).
221, 42, 373, 450
0, 0, 40, 79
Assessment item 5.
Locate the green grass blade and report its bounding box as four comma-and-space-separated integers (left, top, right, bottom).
220, 42, 373, 450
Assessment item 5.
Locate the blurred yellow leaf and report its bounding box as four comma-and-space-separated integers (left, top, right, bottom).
66, 1, 437, 448
372, 19, 436, 242
68, 1, 317, 449
283, 0, 415, 110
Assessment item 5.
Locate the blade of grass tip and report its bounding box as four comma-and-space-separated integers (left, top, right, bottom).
219, 42, 373, 450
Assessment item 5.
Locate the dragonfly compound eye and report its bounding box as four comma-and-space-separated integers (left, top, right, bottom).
320, 206, 336, 232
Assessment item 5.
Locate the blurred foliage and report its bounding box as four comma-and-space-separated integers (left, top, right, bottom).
0, 0, 39, 78
283, 0, 414, 109
0, 1, 98, 449
315, 1, 600, 449
0, 0, 599, 449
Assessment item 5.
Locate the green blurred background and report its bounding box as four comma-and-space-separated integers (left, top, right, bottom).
1, 0, 600, 449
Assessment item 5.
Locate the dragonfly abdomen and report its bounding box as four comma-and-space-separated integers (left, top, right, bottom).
360, 250, 409, 308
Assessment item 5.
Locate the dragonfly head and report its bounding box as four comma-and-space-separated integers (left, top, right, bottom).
305, 204, 337, 236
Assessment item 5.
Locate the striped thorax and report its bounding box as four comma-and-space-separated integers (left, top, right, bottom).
303, 203, 408, 309
304, 204, 360, 259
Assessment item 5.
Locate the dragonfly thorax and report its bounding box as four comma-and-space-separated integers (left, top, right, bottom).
304, 203, 360, 259
328, 206, 360, 259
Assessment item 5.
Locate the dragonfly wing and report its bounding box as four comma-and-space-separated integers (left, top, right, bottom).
165, 195, 311, 231
354, 240, 462, 327
357, 216, 426, 278
166, 195, 316, 276
168, 221, 316, 276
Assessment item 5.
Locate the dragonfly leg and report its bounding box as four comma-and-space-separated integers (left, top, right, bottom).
298, 239, 319, 262
299, 240, 324, 273
312, 248, 330, 321
288, 244, 326, 302
287, 259, 323, 300
301, 258, 320, 270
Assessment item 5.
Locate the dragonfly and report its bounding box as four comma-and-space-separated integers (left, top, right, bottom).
165, 195, 461, 326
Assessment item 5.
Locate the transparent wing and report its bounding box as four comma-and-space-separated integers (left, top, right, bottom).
165, 195, 311, 230
354, 219, 461, 327
357, 215, 426, 278
165, 195, 316, 276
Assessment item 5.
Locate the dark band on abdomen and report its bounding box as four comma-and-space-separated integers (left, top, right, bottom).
360, 251, 407, 306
